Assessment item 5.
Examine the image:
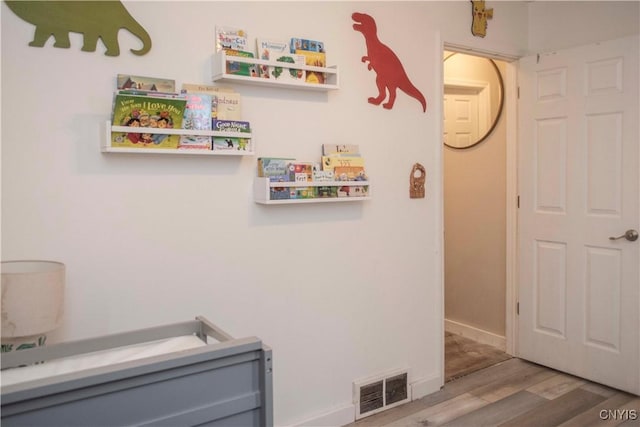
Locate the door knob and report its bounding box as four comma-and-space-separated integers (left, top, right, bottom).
609, 229, 639, 242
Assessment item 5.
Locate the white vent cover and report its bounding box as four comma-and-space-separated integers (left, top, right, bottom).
353, 368, 410, 420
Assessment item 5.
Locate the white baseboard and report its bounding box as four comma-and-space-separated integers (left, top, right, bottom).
445, 318, 506, 351
410, 373, 442, 400
291, 404, 355, 427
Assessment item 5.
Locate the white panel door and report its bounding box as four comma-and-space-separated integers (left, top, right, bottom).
444, 89, 479, 148
518, 35, 639, 394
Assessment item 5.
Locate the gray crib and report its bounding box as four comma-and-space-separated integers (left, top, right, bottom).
1, 316, 273, 426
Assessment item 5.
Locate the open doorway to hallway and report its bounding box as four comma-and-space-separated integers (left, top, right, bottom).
443, 50, 510, 381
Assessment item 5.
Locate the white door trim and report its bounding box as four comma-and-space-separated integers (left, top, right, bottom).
505, 61, 519, 356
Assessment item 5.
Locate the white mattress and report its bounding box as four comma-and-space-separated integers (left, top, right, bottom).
1, 335, 208, 387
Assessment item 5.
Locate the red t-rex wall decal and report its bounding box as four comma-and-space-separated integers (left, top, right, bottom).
352, 12, 427, 112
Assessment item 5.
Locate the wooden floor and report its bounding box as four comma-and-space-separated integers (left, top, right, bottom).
347, 336, 639, 427
445, 332, 512, 382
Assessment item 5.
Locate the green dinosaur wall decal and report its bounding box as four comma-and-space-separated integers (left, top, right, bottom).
4, 0, 151, 56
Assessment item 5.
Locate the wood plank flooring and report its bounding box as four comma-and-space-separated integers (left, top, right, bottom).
445, 332, 512, 382
346, 336, 639, 427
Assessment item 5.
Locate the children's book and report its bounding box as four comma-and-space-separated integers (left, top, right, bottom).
315, 186, 338, 198
216, 26, 249, 53
295, 50, 327, 84
181, 84, 237, 124
214, 91, 242, 120
179, 93, 212, 150
212, 136, 251, 151
257, 157, 295, 179
212, 120, 251, 133
290, 38, 325, 53
256, 38, 304, 82
288, 163, 314, 182
322, 144, 360, 156
225, 49, 258, 77
111, 93, 186, 149
290, 187, 315, 199
322, 156, 367, 181
117, 74, 175, 92
181, 84, 235, 94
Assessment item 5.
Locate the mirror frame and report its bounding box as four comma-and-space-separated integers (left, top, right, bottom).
443, 53, 504, 150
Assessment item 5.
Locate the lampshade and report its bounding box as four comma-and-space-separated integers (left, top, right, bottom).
1, 260, 65, 340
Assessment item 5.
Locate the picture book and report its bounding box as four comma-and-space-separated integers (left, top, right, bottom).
116, 89, 182, 99
225, 49, 258, 77
313, 170, 335, 182
258, 157, 295, 178
181, 84, 235, 94
322, 144, 360, 156
214, 91, 242, 120
290, 38, 325, 53
181, 84, 238, 123
256, 38, 304, 82
216, 26, 249, 53
212, 136, 251, 151
212, 120, 251, 133
315, 186, 338, 198
288, 163, 314, 182
322, 156, 367, 181
179, 93, 212, 150
111, 93, 186, 149
295, 50, 327, 84
117, 74, 175, 92
270, 187, 290, 200
338, 185, 369, 198
290, 187, 315, 199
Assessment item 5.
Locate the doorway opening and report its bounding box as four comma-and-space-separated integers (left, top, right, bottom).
442, 48, 512, 382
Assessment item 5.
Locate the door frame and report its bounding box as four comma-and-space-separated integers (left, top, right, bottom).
441, 42, 520, 359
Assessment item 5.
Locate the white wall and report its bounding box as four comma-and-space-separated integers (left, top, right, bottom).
0, 1, 528, 425
528, 1, 640, 53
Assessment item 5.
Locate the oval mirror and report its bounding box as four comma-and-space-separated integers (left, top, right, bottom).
443, 52, 504, 149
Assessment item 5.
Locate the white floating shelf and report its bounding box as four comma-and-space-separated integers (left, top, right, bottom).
102, 121, 254, 156
212, 51, 339, 91
254, 177, 370, 205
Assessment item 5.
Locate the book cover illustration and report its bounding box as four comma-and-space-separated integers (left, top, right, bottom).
288, 163, 314, 182
117, 74, 175, 92
256, 38, 304, 82
179, 93, 212, 150
225, 49, 258, 77
295, 50, 327, 84
316, 186, 338, 198
213, 120, 251, 134
111, 93, 186, 149
322, 156, 367, 181
216, 26, 249, 53
258, 157, 295, 178
290, 38, 325, 53
290, 187, 315, 199
214, 91, 242, 120
338, 185, 369, 197
270, 187, 291, 200
213, 136, 251, 151
181, 84, 237, 123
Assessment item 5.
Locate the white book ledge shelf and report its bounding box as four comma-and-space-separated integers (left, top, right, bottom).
212, 51, 339, 91
254, 177, 371, 205
102, 121, 254, 156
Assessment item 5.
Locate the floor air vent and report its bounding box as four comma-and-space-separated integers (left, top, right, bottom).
354, 369, 410, 419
